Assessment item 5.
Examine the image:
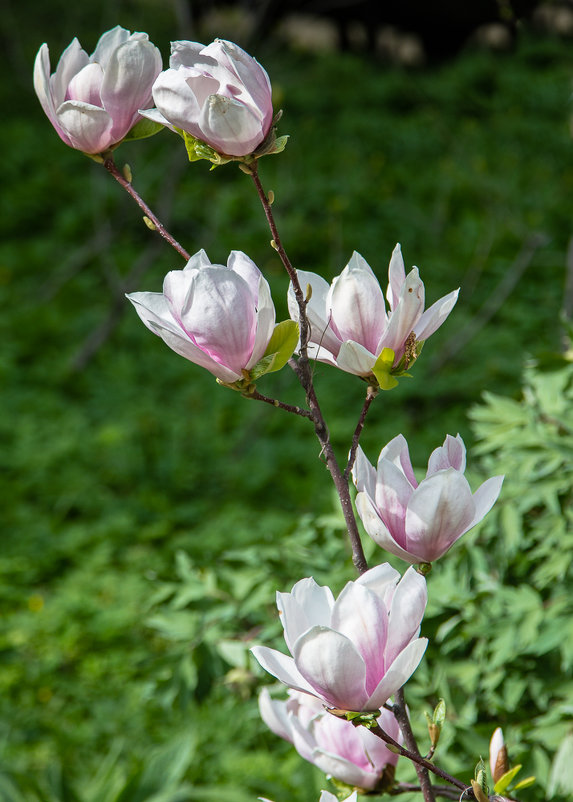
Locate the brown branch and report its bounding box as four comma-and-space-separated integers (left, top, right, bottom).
392, 784, 461, 800
368, 720, 469, 796
344, 384, 379, 480
248, 163, 368, 575
103, 156, 190, 261
245, 389, 313, 419
393, 688, 437, 802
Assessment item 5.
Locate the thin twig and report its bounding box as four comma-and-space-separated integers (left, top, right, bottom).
103, 156, 190, 261
344, 384, 379, 480
392, 783, 461, 800
368, 721, 469, 795
246, 389, 313, 419
394, 688, 437, 802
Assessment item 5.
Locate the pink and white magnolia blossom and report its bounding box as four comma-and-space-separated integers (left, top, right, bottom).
319, 792, 357, 802
259, 688, 401, 790
287, 245, 458, 379
353, 434, 504, 564
251, 563, 428, 713
143, 39, 273, 157
127, 249, 276, 383
34, 26, 162, 154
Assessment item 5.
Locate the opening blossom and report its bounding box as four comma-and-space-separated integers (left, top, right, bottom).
34, 26, 162, 155
287, 245, 458, 387
127, 249, 295, 384
259, 688, 401, 790
490, 728, 509, 784
352, 434, 504, 565
142, 39, 274, 157
251, 563, 428, 713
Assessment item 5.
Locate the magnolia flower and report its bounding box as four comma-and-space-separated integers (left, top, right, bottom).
288, 245, 458, 386
251, 563, 428, 712
143, 39, 273, 157
353, 434, 504, 564
34, 26, 162, 154
127, 249, 296, 384
320, 792, 357, 802
259, 688, 401, 790
490, 728, 509, 784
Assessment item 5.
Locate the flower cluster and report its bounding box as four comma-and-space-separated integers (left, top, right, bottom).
352, 434, 504, 564
251, 564, 428, 712
259, 688, 401, 790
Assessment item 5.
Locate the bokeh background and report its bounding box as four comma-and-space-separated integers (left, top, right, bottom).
2, 1, 573, 800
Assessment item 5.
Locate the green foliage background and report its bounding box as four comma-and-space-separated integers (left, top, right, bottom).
1, 1, 573, 799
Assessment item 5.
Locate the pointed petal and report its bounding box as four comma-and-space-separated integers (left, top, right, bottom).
329, 252, 387, 354
312, 749, 376, 790
413, 289, 459, 342
277, 578, 335, 652
355, 562, 401, 600
378, 268, 424, 359
293, 627, 367, 711
91, 25, 130, 67
385, 567, 427, 665
250, 646, 318, 697
246, 276, 276, 368
152, 65, 203, 132
365, 638, 428, 710
34, 43, 69, 141
386, 243, 406, 310
379, 434, 417, 488
331, 582, 388, 696
52, 38, 90, 106
427, 434, 466, 476
351, 446, 377, 499
467, 475, 504, 530
405, 470, 475, 562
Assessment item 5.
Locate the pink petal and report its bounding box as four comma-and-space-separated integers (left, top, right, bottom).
413, 288, 459, 342
251, 646, 318, 697
374, 459, 414, 548
364, 638, 427, 710
386, 243, 406, 311
258, 689, 294, 743
378, 268, 424, 359
466, 475, 504, 531
355, 493, 417, 563
385, 567, 427, 665
329, 252, 387, 354
331, 582, 388, 696
426, 434, 466, 476
351, 445, 377, 500
405, 470, 475, 562
56, 101, 113, 153
335, 341, 377, 376
379, 434, 417, 488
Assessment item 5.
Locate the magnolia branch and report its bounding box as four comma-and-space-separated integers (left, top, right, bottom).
103, 157, 190, 261
246, 388, 313, 419
249, 163, 369, 575
394, 688, 437, 802
344, 384, 379, 480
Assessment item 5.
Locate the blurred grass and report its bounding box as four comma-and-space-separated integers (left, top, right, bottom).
1, 2, 573, 798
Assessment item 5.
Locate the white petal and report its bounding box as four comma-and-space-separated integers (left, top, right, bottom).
413, 288, 459, 342
288, 270, 342, 357
312, 749, 375, 790
378, 268, 424, 359
278, 578, 335, 652
91, 26, 131, 67
386, 243, 406, 310
56, 101, 113, 153
329, 252, 387, 354
355, 562, 401, 599
355, 493, 416, 563
152, 66, 203, 132
294, 627, 367, 710
374, 458, 414, 548
331, 582, 388, 696
200, 94, 265, 156
351, 445, 377, 499
258, 689, 294, 743
379, 434, 417, 488
405, 470, 475, 562
246, 276, 276, 368
336, 340, 377, 376
427, 434, 466, 476
385, 567, 427, 665
467, 475, 504, 531
250, 646, 318, 697
52, 38, 90, 107
364, 638, 428, 710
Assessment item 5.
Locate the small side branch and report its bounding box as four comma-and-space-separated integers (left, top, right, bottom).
393, 688, 437, 802
246, 389, 313, 419
103, 157, 190, 261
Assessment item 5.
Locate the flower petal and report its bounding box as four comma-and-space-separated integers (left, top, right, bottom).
374, 458, 414, 548
427, 434, 466, 476
467, 475, 504, 531
277, 578, 335, 653
258, 689, 294, 743
385, 567, 427, 665
365, 638, 427, 710
386, 243, 406, 311
294, 626, 367, 710
379, 434, 417, 488
250, 646, 318, 697
405, 469, 475, 562
329, 252, 387, 354
56, 100, 113, 153
413, 288, 459, 342
336, 340, 377, 376
352, 445, 377, 500
378, 267, 424, 360
199, 93, 265, 156
355, 493, 418, 563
